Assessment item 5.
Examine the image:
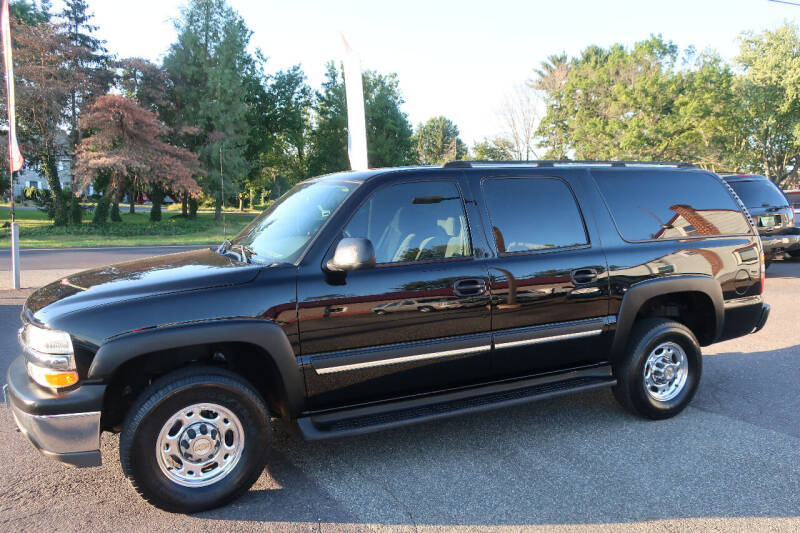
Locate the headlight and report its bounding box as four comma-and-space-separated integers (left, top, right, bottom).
19, 324, 79, 389
20, 324, 73, 355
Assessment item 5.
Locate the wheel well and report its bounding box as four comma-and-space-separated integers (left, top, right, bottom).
634, 291, 716, 346
101, 342, 290, 432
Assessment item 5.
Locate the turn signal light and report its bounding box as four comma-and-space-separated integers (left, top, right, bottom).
26, 363, 79, 389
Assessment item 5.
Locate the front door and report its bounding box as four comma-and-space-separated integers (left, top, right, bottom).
297, 178, 492, 409
476, 174, 612, 378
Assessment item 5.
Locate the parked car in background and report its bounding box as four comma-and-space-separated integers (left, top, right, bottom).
722, 174, 800, 264
785, 189, 800, 258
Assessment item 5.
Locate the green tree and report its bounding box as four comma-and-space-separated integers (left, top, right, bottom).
59, 0, 113, 189
473, 137, 514, 160
412, 115, 467, 165
163, 0, 253, 220
253, 65, 313, 199
307, 63, 348, 176
530, 53, 570, 159
9, 0, 49, 25
308, 62, 415, 175
732, 23, 800, 186
533, 36, 736, 167
117, 57, 169, 113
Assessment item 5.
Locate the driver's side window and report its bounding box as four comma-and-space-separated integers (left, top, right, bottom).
344, 180, 471, 264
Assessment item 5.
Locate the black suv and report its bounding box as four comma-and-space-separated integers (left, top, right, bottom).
722, 174, 800, 263
5, 161, 770, 513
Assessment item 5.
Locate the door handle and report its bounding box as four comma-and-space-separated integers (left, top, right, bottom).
453, 278, 487, 297
571, 268, 598, 285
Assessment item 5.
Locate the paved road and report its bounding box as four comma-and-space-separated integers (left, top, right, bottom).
1, 260, 799, 532
0, 245, 205, 289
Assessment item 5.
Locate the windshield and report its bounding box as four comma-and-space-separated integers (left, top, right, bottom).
728, 180, 789, 209
231, 180, 358, 264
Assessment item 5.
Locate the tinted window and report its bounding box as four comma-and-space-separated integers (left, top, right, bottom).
726, 180, 789, 209
344, 180, 471, 264
593, 169, 752, 241
482, 177, 588, 253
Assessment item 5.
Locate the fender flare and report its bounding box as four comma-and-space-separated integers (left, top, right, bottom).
88, 319, 305, 417
610, 275, 724, 359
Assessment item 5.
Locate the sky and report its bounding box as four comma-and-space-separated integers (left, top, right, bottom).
55, 0, 800, 146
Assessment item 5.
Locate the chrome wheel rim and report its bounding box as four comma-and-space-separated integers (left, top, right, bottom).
156, 402, 245, 487
643, 341, 689, 402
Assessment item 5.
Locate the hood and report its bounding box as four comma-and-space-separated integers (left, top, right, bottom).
26, 248, 262, 324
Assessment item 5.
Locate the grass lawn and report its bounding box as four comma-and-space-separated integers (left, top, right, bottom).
0, 207, 256, 248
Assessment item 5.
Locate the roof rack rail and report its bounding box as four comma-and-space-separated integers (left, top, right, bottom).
441, 160, 695, 169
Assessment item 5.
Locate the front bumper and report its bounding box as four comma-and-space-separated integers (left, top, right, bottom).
5, 356, 104, 467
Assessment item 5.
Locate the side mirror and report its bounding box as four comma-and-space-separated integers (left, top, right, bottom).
326, 237, 376, 272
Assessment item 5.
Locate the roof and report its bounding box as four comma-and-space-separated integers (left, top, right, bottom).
307, 161, 704, 184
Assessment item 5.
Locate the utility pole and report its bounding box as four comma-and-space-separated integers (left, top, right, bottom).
220, 144, 225, 236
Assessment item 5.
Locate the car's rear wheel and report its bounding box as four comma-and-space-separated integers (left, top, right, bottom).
612, 318, 702, 420
120, 366, 270, 513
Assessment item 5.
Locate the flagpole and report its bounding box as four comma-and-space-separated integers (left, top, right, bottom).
341, 34, 368, 171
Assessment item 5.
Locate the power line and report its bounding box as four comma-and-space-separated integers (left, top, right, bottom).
767, 0, 800, 6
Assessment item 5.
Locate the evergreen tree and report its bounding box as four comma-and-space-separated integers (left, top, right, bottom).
412, 116, 468, 165
59, 0, 113, 188
163, 0, 253, 220
308, 62, 415, 175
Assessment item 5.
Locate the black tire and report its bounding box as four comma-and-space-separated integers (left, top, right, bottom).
612, 318, 702, 420
120, 366, 270, 513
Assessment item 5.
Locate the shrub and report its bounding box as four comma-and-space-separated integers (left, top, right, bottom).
93, 197, 110, 224
110, 202, 122, 222
69, 195, 83, 225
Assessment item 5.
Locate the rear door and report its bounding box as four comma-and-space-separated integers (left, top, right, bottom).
474, 173, 612, 378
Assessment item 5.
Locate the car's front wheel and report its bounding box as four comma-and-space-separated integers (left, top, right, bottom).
120, 366, 270, 513
613, 318, 702, 420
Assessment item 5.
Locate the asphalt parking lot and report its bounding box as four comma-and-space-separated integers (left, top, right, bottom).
1, 258, 799, 532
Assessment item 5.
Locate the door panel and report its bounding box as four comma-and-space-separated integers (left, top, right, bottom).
488, 248, 611, 376
478, 175, 612, 377
297, 178, 491, 410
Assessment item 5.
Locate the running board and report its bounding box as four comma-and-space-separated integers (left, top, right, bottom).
296, 365, 615, 440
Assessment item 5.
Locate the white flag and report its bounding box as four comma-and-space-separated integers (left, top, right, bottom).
1, 0, 24, 172
341, 34, 368, 171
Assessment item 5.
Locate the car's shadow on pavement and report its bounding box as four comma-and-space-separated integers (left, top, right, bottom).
767, 255, 800, 278
195, 344, 800, 528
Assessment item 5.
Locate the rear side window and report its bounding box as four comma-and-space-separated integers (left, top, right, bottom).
726, 180, 789, 209
482, 177, 588, 253
593, 169, 752, 241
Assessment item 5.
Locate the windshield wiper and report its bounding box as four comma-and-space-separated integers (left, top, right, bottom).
216, 239, 258, 264
216, 239, 232, 255
234, 244, 257, 264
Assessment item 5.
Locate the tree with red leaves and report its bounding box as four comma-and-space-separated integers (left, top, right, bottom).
75, 94, 203, 221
